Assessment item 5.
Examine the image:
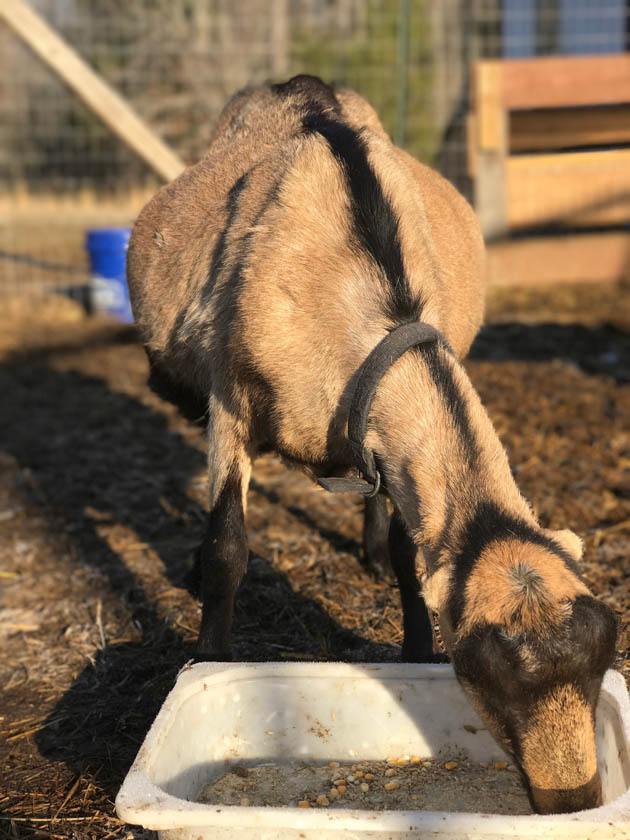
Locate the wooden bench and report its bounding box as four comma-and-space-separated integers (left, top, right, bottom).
468, 54, 630, 287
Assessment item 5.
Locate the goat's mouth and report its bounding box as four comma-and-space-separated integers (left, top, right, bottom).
528, 772, 603, 814
482, 734, 605, 815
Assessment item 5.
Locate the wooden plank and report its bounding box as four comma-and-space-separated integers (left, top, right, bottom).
490, 54, 630, 111
510, 105, 630, 152
472, 62, 508, 238
0, 0, 186, 182
506, 148, 630, 229
466, 111, 477, 177
475, 62, 505, 151
487, 232, 630, 287
476, 152, 508, 238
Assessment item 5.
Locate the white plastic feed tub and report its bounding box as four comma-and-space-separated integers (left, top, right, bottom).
116, 662, 630, 839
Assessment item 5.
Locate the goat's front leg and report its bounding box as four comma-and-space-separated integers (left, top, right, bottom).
362, 494, 391, 578
196, 417, 251, 661
388, 511, 442, 663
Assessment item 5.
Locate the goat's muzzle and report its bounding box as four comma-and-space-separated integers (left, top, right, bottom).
529, 772, 602, 814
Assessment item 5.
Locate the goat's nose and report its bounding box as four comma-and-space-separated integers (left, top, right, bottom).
530, 773, 602, 814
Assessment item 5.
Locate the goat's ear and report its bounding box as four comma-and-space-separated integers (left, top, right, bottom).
544, 528, 583, 561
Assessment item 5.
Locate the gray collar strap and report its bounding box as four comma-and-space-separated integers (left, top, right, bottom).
317, 321, 445, 497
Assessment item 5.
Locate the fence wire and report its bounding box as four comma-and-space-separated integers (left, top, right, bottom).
1, 0, 628, 296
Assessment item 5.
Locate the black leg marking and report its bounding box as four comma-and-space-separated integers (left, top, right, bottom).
196, 469, 249, 661
362, 494, 392, 579
183, 541, 202, 598
389, 512, 440, 663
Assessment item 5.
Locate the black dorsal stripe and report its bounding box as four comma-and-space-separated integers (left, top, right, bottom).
276, 79, 479, 463
272, 73, 423, 326
273, 78, 480, 469
304, 113, 423, 325
448, 501, 583, 631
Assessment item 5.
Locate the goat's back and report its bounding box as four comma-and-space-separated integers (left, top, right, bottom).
127, 76, 485, 457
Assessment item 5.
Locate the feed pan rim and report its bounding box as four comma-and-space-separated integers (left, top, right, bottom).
115, 662, 630, 834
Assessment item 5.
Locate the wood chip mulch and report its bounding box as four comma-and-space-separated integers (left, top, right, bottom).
0, 284, 627, 838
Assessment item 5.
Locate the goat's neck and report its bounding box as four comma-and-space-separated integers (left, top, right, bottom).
366, 343, 536, 566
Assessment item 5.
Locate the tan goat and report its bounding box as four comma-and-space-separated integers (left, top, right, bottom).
127, 75, 617, 814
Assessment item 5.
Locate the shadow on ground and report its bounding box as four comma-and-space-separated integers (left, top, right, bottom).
0, 313, 627, 835
471, 321, 630, 384
0, 342, 394, 820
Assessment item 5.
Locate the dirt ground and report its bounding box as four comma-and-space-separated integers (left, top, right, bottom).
0, 283, 628, 838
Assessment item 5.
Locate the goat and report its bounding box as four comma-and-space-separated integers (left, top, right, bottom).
127, 75, 617, 814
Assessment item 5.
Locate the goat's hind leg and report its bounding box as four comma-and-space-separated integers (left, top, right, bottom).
195, 410, 252, 661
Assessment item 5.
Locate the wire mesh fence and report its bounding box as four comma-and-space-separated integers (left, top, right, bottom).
1, 0, 628, 297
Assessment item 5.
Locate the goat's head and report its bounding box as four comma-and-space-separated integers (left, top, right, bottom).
429, 529, 618, 814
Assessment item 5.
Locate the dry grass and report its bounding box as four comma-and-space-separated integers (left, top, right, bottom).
0, 282, 627, 838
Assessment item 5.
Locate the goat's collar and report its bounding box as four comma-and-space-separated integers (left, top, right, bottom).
318, 321, 446, 497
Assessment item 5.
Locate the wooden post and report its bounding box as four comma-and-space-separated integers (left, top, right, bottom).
0, 0, 186, 182
270, 0, 289, 79
535, 0, 560, 56
473, 61, 508, 239
395, 0, 412, 148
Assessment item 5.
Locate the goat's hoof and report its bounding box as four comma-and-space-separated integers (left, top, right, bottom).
401, 648, 448, 664
194, 647, 233, 663
425, 652, 449, 664
361, 554, 393, 582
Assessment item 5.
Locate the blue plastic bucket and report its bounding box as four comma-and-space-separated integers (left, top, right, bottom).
86, 227, 133, 323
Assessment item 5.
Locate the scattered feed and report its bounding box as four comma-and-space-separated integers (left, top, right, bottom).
197, 758, 532, 814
